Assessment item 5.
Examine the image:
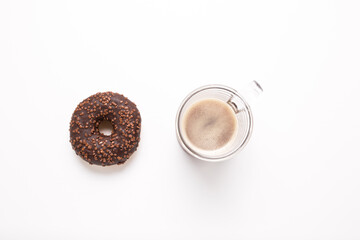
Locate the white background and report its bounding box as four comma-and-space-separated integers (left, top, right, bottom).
1, 0, 360, 239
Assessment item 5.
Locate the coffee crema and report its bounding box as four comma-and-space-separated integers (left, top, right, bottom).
182, 98, 237, 151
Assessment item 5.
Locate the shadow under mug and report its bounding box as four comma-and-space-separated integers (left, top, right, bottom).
175, 81, 263, 162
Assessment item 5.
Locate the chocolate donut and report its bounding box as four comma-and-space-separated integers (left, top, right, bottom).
69, 92, 141, 166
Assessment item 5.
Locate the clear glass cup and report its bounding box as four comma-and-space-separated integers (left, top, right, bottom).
175, 81, 263, 162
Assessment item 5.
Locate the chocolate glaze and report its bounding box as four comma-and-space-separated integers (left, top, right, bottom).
69, 92, 141, 166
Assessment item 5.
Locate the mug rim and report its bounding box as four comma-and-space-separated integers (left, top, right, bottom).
175, 84, 254, 162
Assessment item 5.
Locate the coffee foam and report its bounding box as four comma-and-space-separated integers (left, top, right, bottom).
182, 98, 238, 152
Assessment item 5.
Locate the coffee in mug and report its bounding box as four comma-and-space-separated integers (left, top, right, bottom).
176, 81, 262, 162
182, 98, 237, 152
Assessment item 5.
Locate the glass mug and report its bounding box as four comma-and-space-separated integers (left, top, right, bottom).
175, 81, 263, 162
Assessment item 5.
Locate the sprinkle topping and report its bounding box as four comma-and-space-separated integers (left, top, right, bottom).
69, 92, 141, 166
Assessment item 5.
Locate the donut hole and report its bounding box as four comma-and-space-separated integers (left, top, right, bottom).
98, 120, 114, 136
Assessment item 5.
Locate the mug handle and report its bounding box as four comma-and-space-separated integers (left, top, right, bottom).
227, 80, 263, 113
242, 80, 263, 105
